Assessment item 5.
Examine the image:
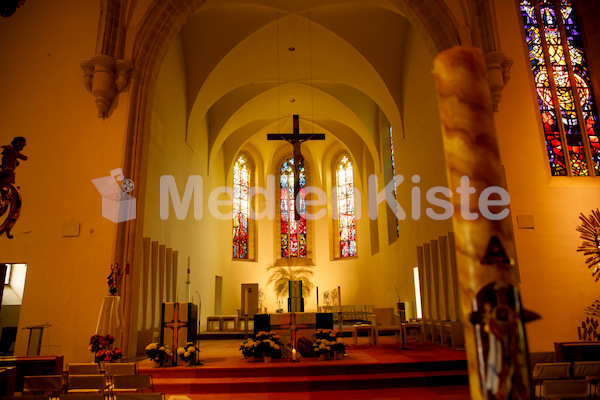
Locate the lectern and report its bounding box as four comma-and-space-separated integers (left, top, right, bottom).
160, 302, 198, 365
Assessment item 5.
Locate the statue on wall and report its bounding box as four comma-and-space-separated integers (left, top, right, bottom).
0, 136, 27, 238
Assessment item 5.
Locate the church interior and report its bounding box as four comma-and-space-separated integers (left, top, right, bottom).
2, 0, 600, 397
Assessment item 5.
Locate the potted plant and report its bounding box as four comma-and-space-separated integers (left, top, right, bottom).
313, 329, 338, 360
239, 338, 259, 360
331, 337, 348, 359
95, 347, 123, 364
266, 264, 314, 300
176, 342, 198, 367
89, 334, 115, 366
145, 343, 172, 367
255, 331, 283, 362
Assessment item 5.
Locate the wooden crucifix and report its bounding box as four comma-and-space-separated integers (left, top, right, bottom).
163, 302, 187, 365
267, 115, 325, 221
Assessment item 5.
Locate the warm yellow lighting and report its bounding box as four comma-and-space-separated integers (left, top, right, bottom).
413, 267, 422, 319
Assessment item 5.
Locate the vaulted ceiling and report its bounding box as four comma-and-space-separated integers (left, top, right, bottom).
178, 0, 423, 174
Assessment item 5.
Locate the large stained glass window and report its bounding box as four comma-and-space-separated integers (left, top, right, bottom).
389, 126, 399, 235
233, 156, 249, 258
280, 157, 306, 257
336, 156, 357, 257
520, 0, 600, 176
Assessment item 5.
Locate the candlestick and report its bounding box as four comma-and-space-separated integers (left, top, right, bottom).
292, 348, 297, 362
338, 286, 342, 313
186, 257, 191, 303
316, 286, 319, 311
244, 288, 249, 316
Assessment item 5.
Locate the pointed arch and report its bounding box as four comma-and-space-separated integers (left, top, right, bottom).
335, 155, 357, 258
280, 156, 307, 258
233, 155, 250, 259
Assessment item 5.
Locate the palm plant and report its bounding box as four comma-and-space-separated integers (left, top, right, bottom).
266, 264, 314, 300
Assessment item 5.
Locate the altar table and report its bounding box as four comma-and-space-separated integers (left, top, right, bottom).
254, 312, 333, 345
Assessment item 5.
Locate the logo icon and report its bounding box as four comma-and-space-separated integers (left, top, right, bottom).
92, 168, 136, 223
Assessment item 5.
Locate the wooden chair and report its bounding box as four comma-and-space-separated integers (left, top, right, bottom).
532, 362, 571, 398
402, 321, 424, 343
105, 363, 137, 392
59, 394, 105, 400
5, 396, 49, 400
574, 361, 600, 398
67, 374, 107, 394
111, 374, 153, 395
67, 363, 100, 375
23, 375, 64, 397
372, 308, 402, 345
542, 379, 588, 399
115, 393, 164, 400
104, 363, 136, 377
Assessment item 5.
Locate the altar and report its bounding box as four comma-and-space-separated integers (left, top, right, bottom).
254, 312, 333, 346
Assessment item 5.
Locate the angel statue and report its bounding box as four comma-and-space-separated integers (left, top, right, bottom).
0, 136, 27, 238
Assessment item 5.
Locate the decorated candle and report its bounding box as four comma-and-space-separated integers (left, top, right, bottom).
433, 46, 532, 400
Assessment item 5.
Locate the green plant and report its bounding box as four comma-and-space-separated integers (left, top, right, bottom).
266, 265, 314, 299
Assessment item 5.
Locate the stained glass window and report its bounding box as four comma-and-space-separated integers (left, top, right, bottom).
520, 0, 600, 176
280, 157, 306, 257
233, 156, 249, 258
336, 156, 357, 257
389, 126, 399, 235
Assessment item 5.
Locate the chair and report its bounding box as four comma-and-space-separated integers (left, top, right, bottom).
112, 374, 153, 394
439, 321, 464, 348
67, 374, 107, 394
542, 379, 588, 399
105, 363, 136, 377
67, 363, 100, 375
402, 321, 424, 343
372, 308, 403, 345
5, 396, 49, 400
23, 375, 64, 397
351, 323, 374, 345
115, 394, 164, 400
59, 394, 105, 400
532, 362, 571, 398
574, 361, 600, 398
105, 363, 137, 391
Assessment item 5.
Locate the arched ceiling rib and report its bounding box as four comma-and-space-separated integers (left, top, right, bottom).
181, 0, 415, 175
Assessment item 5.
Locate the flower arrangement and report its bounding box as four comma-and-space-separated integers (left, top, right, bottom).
95, 347, 123, 362
145, 343, 172, 365
331, 337, 348, 354
312, 329, 340, 357
240, 331, 283, 360
176, 342, 198, 363
239, 338, 260, 358
89, 334, 114, 353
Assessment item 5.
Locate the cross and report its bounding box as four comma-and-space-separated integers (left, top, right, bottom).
268, 115, 325, 221
164, 302, 188, 366
272, 312, 310, 357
